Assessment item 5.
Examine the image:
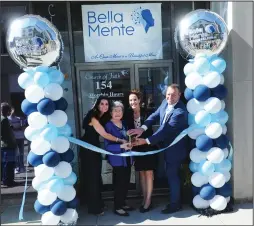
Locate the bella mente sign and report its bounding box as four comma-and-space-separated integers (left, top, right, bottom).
82, 3, 163, 62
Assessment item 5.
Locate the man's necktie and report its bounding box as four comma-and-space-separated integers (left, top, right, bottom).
162, 106, 173, 124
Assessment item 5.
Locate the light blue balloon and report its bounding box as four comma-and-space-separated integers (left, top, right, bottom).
215, 159, 232, 172
58, 124, 72, 137
48, 70, 64, 84
198, 160, 215, 176
34, 72, 50, 88
40, 124, 58, 141
194, 57, 211, 75
211, 110, 229, 124
35, 66, 49, 73
211, 57, 226, 74
188, 113, 196, 126
189, 161, 199, 173
64, 172, 77, 185
48, 178, 64, 193
195, 110, 212, 127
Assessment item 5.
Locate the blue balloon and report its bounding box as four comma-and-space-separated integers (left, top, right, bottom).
58, 124, 72, 137
67, 197, 79, 209
188, 114, 196, 125
196, 135, 213, 152
21, 99, 37, 116
211, 57, 226, 74
60, 148, 74, 163
215, 159, 232, 172
217, 182, 232, 197
199, 184, 216, 200
37, 98, 56, 115
189, 161, 199, 173
50, 199, 67, 216
34, 72, 49, 88
40, 124, 58, 141
34, 200, 50, 214
198, 160, 215, 176
211, 110, 229, 124
184, 88, 194, 100
193, 85, 211, 101
54, 97, 68, 111
27, 151, 43, 167
43, 150, 60, 167
48, 70, 64, 84
64, 172, 77, 185
215, 135, 229, 149
212, 85, 228, 100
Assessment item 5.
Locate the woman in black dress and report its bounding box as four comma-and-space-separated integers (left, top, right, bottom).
125, 90, 157, 213
80, 96, 127, 215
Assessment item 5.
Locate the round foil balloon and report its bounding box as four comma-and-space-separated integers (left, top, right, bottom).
174, 9, 228, 59
6, 15, 63, 68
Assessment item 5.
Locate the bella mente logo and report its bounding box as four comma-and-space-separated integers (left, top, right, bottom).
87, 6, 155, 37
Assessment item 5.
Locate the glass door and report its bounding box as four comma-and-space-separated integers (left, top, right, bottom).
75, 63, 137, 196
134, 60, 174, 191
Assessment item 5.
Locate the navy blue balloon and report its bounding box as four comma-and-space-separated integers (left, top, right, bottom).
43, 150, 60, 167
21, 99, 37, 116
199, 184, 216, 200
184, 88, 193, 100
215, 135, 229, 149
193, 85, 211, 101
27, 151, 43, 167
34, 200, 50, 214
37, 98, 56, 115
60, 149, 74, 163
50, 199, 67, 216
67, 197, 79, 209
196, 135, 213, 152
54, 97, 68, 111
217, 182, 232, 197
192, 185, 201, 197
212, 85, 228, 99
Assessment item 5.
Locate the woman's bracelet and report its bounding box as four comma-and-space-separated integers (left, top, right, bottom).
116, 138, 119, 142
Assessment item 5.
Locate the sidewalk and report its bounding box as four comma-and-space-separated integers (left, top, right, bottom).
1, 198, 253, 225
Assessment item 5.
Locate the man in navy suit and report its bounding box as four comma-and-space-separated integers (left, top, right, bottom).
129, 84, 188, 214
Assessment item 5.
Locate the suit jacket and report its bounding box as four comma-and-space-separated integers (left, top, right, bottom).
104, 120, 133, 167
143, 100, 188, 163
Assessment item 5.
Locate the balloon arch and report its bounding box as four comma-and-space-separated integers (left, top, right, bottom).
6, 9, 233, 225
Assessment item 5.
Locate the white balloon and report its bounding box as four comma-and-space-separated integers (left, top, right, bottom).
51, 136, 70, 153
222, 171, 231, 182
34, 164, 54, 181
207, 147, 224, 164
223, 148, 229, 159
221, 100, 226, 110
48, 110, 67, 127
41, 211, 60, 225
44, 83, 63, 101
204, 97, 222, 114
32, 177, 47, 191
25, 85, 44, 103
203, 71, 221, 88
57, 185, 76, 202
190, 148, 207, 163
193, 195, 210, 209
37, 189, 57, 206
226, 196, 230, 203
220, 75, 225, 84
185, 72, 203, 89
184, 63, 194, 76
24, 126, 41, 141
205, 123, 223, 139
222, 125, 227, 134
28, 112, 48, 129
188, 126, 205, 139
31, 138, 51, 155
208, 172, 226, 188
210, 195, 227, 211
18, 72, 34, 89
60, 208, 78, 224
187, 99, 205, 114
191, 172, 209, 187
54, 161, 72, 178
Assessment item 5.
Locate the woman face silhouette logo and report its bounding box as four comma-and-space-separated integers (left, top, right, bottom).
141, 9, 155, 33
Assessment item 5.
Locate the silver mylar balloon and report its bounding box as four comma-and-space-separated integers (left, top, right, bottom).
174, 9, 228, 59
6, 15, 64, 68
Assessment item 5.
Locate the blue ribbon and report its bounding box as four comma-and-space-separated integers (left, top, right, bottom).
19, 159, 28, 220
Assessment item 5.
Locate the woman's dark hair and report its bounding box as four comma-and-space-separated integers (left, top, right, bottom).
82, 96, 111, 129
1, 102, 12, 117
